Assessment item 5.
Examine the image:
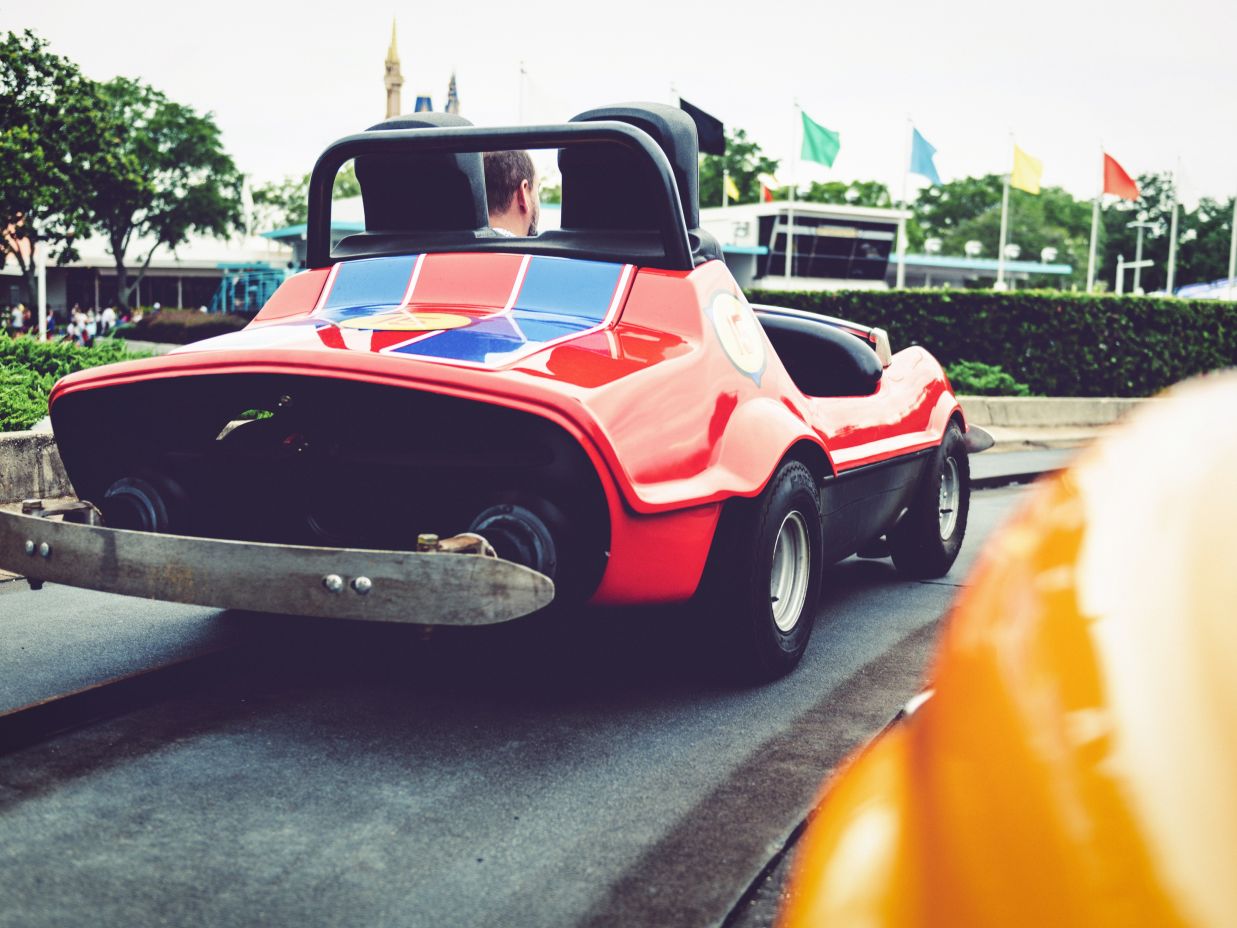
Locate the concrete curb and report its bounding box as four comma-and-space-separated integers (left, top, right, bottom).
959, 395, 1150, 428
0, 431, 72, 504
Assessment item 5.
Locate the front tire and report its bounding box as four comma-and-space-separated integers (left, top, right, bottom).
698, 460, 823, 681
889, 422, 970, 578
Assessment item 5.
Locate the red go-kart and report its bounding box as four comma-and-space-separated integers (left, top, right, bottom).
0, 103, 989, 680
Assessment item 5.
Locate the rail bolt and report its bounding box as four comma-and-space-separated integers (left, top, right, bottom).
322, 573, 345, 593
351, 577, 373, 595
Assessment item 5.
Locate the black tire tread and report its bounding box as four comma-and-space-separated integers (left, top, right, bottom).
696, 459, 823, 682
889, 423, 969, 579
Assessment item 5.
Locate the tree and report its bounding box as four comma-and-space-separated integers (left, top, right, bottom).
913, 174, 1004, 241
0, 30, 108, 306
1099, 171, 1175, 292
1097, 172, 1236, 293
539, 181, 562, 205
251, 162, 361, 230
250, 175, 308, 230
801, 179, 892, 208
89, 76, 242, 309
915, 174, 1092, 285
1176, 195, 1237, 288
698, 129, 781, 207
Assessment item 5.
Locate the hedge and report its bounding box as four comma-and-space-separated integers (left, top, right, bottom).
115, 308, 252, 345
746, 288, 1237, 398
0, 335, 149, 432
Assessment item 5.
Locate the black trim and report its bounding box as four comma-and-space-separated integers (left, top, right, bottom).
818, 449, 935, 562
755, 311, 883, 398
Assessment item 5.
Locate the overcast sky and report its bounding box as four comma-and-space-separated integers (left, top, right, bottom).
10, 0, 1237, 203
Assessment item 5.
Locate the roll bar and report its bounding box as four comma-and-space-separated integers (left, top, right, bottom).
307, 122, 694, 270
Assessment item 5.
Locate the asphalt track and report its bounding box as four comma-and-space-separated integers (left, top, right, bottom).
0, 481, 1035, 928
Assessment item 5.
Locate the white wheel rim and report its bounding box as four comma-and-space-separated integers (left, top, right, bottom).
939, 457, 960, 540
770, 511, 811, 632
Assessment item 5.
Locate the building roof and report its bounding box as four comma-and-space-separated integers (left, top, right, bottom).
262, 221, 365, 242
902, 253, 1073, 276
702, 201, 912, 223
0, 230, 292, 275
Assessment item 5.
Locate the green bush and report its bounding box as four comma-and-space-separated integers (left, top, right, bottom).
0, 367, 48, 432
745, 288, 1237, 398
115, 308, 251, 345
0, 335, 150, 432
946, 360, 1032, 396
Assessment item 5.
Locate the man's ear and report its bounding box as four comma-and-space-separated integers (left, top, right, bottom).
519, 179, 533, 214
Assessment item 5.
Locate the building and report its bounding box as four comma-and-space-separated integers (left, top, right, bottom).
701, 201, 909, 291
700, 201, 1071, 291
887, 253, 1073, 289
1, 230, 293, 316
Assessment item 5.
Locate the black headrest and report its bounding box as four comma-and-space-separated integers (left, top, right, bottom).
560, 102, 700, 231
356, 112, 489, 233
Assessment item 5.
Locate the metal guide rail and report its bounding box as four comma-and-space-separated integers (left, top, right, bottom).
0, 500, 554, 625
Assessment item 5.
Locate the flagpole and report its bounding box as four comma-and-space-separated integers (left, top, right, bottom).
517, 61, 527, 123
1166, 159, 1181, 294
786, 101, 799, 282
1227, 194, 1237, 300
996, 169, 1011, 291
35, 241, 47, 342
896, 116, 912, 289
1086, 145, 1102, 292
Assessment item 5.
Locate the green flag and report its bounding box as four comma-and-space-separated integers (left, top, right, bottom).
800, 111, 840, 167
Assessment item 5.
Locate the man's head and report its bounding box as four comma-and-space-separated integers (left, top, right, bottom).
484, 150, 539, 236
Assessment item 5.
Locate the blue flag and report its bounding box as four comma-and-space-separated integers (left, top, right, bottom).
910, 128, 940, 184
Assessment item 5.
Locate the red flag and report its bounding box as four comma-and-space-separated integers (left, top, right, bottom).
1103, 153, 1140, 200
761, 185, 774, 203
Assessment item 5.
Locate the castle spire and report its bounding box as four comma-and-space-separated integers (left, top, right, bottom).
386, 19, 399, 63
384, 18, 403, 118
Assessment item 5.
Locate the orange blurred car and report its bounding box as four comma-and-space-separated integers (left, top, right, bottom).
779, 372, 1237, 928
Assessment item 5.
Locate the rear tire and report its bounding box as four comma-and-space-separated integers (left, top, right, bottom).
697, 460, 823, 682
889, 422, 969, 579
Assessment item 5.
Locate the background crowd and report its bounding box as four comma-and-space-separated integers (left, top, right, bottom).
3, 302, 138, 346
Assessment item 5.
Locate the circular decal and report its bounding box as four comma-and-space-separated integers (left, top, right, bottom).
709, 292, 766, 378
338, 311, 473, 332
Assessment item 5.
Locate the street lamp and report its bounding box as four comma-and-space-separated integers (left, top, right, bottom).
1127, 219, 1155, 294
1004, 244, 1021, 260
1041, 247, 1058, 263
1115, 253, 1154, 295
964, 240, 982, 258
924, 237, 942, 255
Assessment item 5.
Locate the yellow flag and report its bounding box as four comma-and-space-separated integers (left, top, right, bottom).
1010, 145, 1043, 194
723, 172, 741, 203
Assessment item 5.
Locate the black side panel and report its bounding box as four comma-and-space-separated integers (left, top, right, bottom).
818, 450, 934, 562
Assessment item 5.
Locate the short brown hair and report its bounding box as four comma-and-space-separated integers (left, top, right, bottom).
484, 150, 536, 214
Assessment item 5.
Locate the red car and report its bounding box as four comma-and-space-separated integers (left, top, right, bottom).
1, 104, 988, 679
